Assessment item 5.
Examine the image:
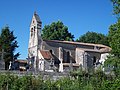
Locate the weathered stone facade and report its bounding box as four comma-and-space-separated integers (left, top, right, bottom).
0, 60, 5, 70
28, 12, 111, 72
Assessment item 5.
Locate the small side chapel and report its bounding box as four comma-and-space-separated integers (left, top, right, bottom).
28, 12, 111, 72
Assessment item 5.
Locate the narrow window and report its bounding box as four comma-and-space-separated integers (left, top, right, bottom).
67, 51, 70, 63
34, 26, 36, 36
93, 56, 96, 65
34, 26, 36, 31
33, 20, 34, 24
31, 28, 33, 37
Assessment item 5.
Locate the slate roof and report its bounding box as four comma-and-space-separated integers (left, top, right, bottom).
34, 12, 42, 23
40, 50, 53, 60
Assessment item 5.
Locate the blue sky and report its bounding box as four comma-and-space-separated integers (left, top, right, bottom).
0, 0, 116, 59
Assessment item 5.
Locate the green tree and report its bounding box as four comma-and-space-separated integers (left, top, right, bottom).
108, 0, 120, 57
105, 19, 120, 76
76, 31, 109, 46
104, 0, 120, 77
41, 21, 74, 41
0, 26, 20, 70
111, 0, 120, 17
108, 20, 120, 57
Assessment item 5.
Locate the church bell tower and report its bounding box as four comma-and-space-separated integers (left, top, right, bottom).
28, 12, 42, 70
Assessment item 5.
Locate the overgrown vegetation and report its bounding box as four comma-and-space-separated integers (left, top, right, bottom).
0, 71, 120, 90
104, 0, 120, 78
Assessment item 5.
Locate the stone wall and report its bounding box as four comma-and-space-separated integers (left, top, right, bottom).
75, 48, 84, 66
86, 52, 101, 70
41, 40, 107, 72
43, 41, 76, 64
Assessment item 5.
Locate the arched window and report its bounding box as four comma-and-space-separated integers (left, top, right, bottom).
33, 20, 34, 24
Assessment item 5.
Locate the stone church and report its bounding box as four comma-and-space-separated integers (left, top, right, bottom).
28, 12, 111, 72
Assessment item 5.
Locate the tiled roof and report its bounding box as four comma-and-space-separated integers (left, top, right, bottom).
15, 59, 28, 63
100, 47, 111, 53
44, 40, 110, 48
44, 40, 111, 53
77, 48, 111, 53
40, 50, 53, 60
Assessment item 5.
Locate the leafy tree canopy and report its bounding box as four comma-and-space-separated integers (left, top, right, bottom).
0, 26, 20, 70
111, 0, 120, 17
76, 31, 109, 46
105, 20, 120, 75
104, 0, 120, 77
41, 21, 74, 41
106, 0, 120, 57
108, 20, 120, 57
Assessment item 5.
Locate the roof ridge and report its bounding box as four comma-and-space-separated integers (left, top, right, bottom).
44, 40, 110, 48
